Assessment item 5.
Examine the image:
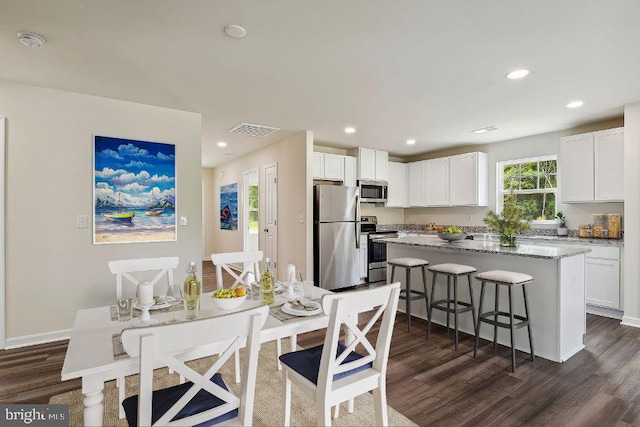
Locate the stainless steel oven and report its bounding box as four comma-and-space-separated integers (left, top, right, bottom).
361, 216, 397, 283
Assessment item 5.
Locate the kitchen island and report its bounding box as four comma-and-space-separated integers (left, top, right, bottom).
379, 235, 591, 363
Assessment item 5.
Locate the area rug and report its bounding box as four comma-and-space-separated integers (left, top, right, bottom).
50, 340, 416, 426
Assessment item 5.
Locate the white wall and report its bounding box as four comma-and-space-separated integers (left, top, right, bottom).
623, 103, 640, 326
0, 80, 202, 344
205, 132, 313, 281
404, 117, 624, 229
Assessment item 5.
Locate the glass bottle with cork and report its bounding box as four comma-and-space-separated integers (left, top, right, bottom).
183, 261, 201, 319
260, 258, 275, 305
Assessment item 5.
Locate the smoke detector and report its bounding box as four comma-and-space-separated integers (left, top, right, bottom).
18, 32, 45, 48
224, 24, 246, 38
229, 122, 280, 138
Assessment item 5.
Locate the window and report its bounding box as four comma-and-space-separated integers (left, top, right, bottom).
248, 184, 259, 233
497, 155, 557, 223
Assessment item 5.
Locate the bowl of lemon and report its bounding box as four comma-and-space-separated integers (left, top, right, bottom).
212, 285, 247, 310
437, 226, 467, 242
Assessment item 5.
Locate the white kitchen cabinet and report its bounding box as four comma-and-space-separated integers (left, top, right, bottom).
358, 147, 388, 181
425, 157, 449, 206
343, 156, 357, 187
408, 160, 427, 207
561, 127, 624, 203
312, 152, 324, 179
359, 235, 368, 279
594, 127, 624, 201
313, 152, 347, 182
449, 152, 488, 206
387, 161, 408, 207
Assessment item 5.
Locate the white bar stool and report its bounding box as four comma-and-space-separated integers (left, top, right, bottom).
426, 263, 477, 351
388, 257, 429, 332
473, 270, 535, 372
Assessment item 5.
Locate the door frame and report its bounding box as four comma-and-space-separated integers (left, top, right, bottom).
1, 118, 6, 348
261, 163, 278, 272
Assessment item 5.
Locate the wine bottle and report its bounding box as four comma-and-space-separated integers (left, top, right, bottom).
260, 258, 275, 305
184, 261, 201, 319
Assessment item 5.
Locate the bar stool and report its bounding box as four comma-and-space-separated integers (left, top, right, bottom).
388, 257, 429, 332
473, 270, 535, 372
426, 263, 477, 351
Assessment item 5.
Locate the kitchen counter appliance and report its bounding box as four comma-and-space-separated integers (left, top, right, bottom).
361, 216, 397, 283
314, 185, 361, 290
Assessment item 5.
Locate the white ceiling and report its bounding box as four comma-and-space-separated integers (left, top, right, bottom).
1, 1, 639, 168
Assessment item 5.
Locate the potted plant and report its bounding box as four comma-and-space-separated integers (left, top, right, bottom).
556, 211, 568, 236
483, 189, 531, 246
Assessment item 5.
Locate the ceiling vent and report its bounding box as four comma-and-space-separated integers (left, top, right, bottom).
229, 122, 280, 138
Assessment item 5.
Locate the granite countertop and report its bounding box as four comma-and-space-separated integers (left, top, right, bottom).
380, 235, 592, 260
390, 230, 623, 247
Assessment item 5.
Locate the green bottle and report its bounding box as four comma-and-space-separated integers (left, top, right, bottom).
183, 261, 201, 319
260, 258, 275, 305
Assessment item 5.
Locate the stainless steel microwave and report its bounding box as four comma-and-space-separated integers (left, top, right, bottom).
359, 180, 388, 203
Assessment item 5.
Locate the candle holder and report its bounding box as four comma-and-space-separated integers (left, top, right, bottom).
132, 302, 158, 327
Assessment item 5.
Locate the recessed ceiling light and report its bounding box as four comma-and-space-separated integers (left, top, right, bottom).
471, 126, 498, 134
217, 141, 227, 147
224, 24, 246, 38
17, 32, 45, 48
566, 100, 584, 108
406, 139, 416, 145
506, 69, 530, 80
344, 127, 356, 134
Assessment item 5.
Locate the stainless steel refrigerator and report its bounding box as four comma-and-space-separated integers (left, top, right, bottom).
314, 185, 361, 290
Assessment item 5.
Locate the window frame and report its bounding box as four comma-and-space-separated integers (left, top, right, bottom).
496, 155, 558, 226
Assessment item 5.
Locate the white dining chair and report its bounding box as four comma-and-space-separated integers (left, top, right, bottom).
108, 256, 180, 418
279, 282, 401, 427
120, 305, 268, 427
108, 256, 180, 299
211, 250, 286, 383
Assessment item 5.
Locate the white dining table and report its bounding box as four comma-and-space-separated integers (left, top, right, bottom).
61, 286, 334, 426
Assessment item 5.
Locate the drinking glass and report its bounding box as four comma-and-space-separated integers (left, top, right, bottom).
117, 298, 133, 321
166, 285, 183, 323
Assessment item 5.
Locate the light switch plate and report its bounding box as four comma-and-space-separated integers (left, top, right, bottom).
180, 216, 188, 226
76, 215, 88, 228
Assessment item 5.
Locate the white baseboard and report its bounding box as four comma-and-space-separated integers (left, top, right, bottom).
621, 316, 640, 328
586, 304, 623, 320
4, 329, 71, 350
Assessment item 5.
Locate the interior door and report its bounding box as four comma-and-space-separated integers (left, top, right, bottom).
0, 118, 5, 348
262, 163, 278, 271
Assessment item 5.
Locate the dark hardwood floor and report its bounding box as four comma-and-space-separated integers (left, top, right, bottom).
2, 261, 639, 426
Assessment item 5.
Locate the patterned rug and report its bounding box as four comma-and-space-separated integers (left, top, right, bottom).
50, 340, 416, 426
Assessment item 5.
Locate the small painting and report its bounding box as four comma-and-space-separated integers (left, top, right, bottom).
93, 136, 176, 244
220, 183, 238, 230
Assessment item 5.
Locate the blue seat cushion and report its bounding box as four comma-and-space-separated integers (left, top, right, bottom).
122, 372, 238, 427
279, 341, 372, 384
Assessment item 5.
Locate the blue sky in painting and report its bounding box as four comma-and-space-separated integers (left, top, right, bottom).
94, 136, 176, 208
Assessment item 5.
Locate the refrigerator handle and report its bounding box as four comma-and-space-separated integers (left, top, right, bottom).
355, 193, 361, 249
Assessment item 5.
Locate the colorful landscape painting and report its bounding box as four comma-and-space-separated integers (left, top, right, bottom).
93, 136, 176, 244
220, 183, 238, 230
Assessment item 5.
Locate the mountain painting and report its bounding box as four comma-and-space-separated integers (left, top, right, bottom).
220, 183, 238, 231
93, 136, 176, 244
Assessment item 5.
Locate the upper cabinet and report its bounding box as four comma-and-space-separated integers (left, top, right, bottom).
358, 147, 388, 181
314, 152, 356, 185
407, 152, 488, 207
449, 152, 488, 206
561, 127, 624, 203
387, 162, 408, 207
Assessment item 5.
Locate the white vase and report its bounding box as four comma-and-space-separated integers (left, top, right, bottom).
557, 226, 568, 236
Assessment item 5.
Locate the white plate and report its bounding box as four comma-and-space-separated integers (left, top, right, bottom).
133, 296, 180, 311
274, 282, 284, 293
281, 300, 322, 317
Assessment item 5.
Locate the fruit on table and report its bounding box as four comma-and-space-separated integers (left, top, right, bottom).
234, 285, 246, 297
212, 288, 239, 299
443, 226, 462, 234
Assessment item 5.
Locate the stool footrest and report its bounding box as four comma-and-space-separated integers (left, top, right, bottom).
399, 289, 428, 301
479, 311, 529, 329
431, 299, 474, 314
